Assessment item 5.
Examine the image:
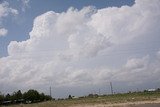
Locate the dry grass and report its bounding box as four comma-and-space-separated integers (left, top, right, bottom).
5, 92, 160, 107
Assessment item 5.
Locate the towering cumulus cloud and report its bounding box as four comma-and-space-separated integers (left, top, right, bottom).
0, 0, 160, 97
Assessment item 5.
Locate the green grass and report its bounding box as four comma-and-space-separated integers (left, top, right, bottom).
4, 91, 160, 107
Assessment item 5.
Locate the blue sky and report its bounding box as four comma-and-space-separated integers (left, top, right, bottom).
0, 0, 160, 98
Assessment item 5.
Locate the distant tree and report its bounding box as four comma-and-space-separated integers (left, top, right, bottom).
68, 95, 72, 99
23, 89, 40, 102
0, 93, 4, 104
5, 94, 11, 101
0, 89, 52, 105
44, 95, 52, 100
88, 94, 94, 98
156, 88, 160, 92
16, 90, 22, 99
11, 90, 23, 102
39, 93, 45, 101
144, 90, 148, 92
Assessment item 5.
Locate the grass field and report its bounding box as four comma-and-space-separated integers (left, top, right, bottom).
5, 91, 160, 107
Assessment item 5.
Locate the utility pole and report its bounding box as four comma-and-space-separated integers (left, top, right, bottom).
110, 82, 113, 95
50, 86, 52, 98
99, 89, 101, 95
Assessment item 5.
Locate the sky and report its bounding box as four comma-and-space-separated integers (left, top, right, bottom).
0, 0, 160, 98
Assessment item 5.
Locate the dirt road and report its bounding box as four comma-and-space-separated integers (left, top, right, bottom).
72, 99, 160, 107
129, 103, 160, 107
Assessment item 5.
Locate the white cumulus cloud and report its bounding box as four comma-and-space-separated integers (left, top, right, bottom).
0, 28, 7, 36
0, 0, 160, 97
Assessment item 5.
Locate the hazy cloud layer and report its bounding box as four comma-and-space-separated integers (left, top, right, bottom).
0, 0, 160, 97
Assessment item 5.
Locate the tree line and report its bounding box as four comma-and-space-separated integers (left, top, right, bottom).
0, 89, 52, 105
